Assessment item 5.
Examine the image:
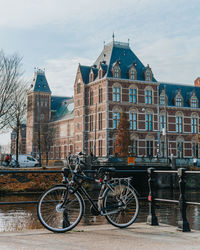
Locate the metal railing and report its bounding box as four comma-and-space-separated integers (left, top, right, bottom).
147, 168, 200, 232
1, 167, 200, 232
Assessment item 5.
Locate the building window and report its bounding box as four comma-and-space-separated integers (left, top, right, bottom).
113, 112, 120, 129
145, 90, 152, 104
77, 82, 81, 94
160, 94, 165, 105
191, 118, 198, 133
99, 88, 103, 103
114, 68, 119, 78
113, 87, 120, 102
177, 142, 183, 158
99, 140, 103, 156
192, 143, 198, 158
146, 71, 151, 81
99, 113, 103, 130
89, 115, 93, 131
129, 88, 137, 103
160, 115, 166, 130
130, 113, 137, 130
89, 141, 93, 154
160, 141, 165, 158
133, 140, 138, 156
176, 116, 182, 133
89, 73, 94, 82
130, 70, 136, 80
191, 98, 197, 108
90, 90, 93, 105
146, 141, 153, 157
99, 69, 102, 79
176, 97, 182, 107
146, 114, 153, 131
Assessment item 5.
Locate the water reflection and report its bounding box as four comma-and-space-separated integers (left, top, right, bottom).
0, 190, 200, 232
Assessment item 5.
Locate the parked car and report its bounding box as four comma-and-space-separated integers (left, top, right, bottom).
11, 155, 39, 168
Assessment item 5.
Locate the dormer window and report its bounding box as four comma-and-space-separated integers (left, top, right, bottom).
114, 68, 119, 78
130, 70, 136, 80
160, 89, 167, 106
112, 61, 121, 79
89, 71, 94, 82
160, 94, 165, 105
176, 97, 182, 107
128, 64, 137, 80
146, 71, 151, 81
191, 97, 198, 108
145, 65, 152, 81
99, 69, 102, 79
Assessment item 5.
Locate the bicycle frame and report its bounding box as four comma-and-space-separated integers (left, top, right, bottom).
64, 172, 131, 216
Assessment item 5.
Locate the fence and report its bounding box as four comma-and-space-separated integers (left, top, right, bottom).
147, 167, 200, 232
0, 167, 199, 232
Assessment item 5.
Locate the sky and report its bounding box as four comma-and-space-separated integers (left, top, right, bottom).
0, 0, 200, 145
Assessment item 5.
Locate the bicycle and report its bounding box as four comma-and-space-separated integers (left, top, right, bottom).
37, 153, 139, 233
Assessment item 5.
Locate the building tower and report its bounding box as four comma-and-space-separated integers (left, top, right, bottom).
26, 69, 51, 157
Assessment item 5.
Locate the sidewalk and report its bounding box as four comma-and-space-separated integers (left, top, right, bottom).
0, 223, 200, 250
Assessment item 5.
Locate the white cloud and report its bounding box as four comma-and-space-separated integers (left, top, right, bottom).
44, 56, 93, 96
0, 132, 11, 146
136, 36, 200, 84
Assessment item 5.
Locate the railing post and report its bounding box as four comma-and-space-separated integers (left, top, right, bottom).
147, 167, 159, 225
178, 168, 190, 232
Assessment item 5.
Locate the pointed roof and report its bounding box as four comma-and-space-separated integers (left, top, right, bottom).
32, 69, 51, 93
79, 40, 157, 84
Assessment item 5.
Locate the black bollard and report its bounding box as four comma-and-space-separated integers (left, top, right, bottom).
178, 168, 190, 232
147, 168, 159, 226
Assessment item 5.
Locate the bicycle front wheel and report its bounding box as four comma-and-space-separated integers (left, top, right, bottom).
37, 185, 84, 233
103, 183, 139, 228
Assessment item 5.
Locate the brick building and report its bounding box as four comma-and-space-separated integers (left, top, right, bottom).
25, 39, 200, 160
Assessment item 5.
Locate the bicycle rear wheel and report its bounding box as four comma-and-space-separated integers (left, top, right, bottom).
103, 183, 139, 228
37, 185, 84, 233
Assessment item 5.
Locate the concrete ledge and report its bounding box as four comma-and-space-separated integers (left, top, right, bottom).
0, 223, 200, 250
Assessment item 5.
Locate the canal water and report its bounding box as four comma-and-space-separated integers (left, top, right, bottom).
0, 189, 200, 232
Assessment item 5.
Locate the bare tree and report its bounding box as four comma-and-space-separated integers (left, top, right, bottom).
7, 82, 28, 163
0, 50, 23, 130
40, 125, 55, 166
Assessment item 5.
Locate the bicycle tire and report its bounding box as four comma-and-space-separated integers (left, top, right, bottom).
103, 182, 139, 228
37, 185, 84, 233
